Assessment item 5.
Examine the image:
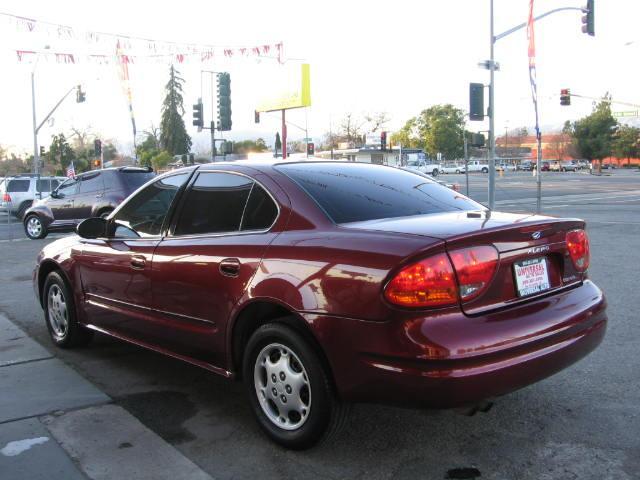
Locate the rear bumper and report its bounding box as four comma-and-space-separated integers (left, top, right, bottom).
305, 280, 606, 408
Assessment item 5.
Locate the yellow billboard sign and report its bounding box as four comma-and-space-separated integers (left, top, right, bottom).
257, 63, 311, 112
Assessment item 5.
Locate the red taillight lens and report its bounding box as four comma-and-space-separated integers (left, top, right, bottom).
2, 193, 10, 202
566, 229, 590, 272
384, 253, 457, 308
449, 246, 499, 300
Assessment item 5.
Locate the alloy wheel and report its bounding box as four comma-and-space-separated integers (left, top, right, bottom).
26, 216, 42, 238
47, 284, 68, 339
254, 343, 311, 430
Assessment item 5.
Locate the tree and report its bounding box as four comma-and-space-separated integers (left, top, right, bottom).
136, 131, 161, 169
363, 112, 390, 133
568, 96, 618, 173
274, 132, 282, 155
160, 65, 191, 156
49, 133, 76, 173
150, 151, 172, 172
232, 139, 270, 154
613, 124, 640, 166
391, 117, 422, 149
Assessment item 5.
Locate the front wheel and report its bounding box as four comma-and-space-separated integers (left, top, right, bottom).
481, 167, 489, 173
243, 323, 348, 450
24, 214, 47, 240
431, 169, 439, 177
43, 271, 93, 348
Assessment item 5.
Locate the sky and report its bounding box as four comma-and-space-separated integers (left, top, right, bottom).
1, 0, 639, 156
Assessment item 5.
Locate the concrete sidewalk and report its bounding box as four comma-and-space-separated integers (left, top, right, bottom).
0, 314, 212, 480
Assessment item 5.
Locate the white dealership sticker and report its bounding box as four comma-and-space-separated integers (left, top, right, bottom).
514, 257, 551, 297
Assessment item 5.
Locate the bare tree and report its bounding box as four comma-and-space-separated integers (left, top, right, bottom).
364, 112, 390, 133
68, 125, 95, 151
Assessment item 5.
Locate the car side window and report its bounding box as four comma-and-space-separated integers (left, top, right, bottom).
174, 172, 253, 236
56, 178, 80, 197
7, 180, 30, 193
36, 179, 51, 192
111, 173, 189, 238
241, 184, 278, 231
50, 180, 60, 191
79, 172, 104, 193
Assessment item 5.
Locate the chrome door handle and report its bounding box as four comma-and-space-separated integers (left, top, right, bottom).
219, 258, 241, 277
130, 255, 146, 269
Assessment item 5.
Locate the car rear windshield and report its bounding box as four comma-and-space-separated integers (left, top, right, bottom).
277, 163, 484, 224
119, 170, 155, 191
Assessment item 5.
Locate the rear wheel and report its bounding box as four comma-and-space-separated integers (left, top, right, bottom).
481, 167, 489, 173
24, 214, 47, 240
431, 169, 439, 177
43, 271, 93, 348
243, 323, 348, 450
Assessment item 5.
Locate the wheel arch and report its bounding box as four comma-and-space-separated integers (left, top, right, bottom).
37, 260, 71, 308
229, 299, 337, 390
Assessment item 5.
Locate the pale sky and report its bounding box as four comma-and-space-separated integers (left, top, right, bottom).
1, 0, 639, 156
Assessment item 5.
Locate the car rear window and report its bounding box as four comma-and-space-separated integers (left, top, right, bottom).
277, 163, 484, 224
119, 171, 155, 191
7, 179, 30, 193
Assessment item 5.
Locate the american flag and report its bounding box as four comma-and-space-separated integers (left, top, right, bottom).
66, 161, 76, 178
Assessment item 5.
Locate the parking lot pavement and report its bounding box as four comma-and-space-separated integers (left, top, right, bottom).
0, 173, 639, 479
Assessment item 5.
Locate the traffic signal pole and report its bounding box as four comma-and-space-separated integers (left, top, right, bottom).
487, 2, 591, 212
282, 109, 287, 160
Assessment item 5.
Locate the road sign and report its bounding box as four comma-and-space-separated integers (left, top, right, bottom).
613, 110, 639, 118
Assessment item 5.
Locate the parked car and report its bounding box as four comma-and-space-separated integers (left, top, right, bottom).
536, 161, 551, 171
466, 160, 490, 173
23, 167, 155, 239
34, 161, 606, 449
518, 161, 534, 171
549, 161, 561, 172
440, 164, 465, 174
405, 159, 441, 176
561, 162, 578, 172
0, 174, 66, 219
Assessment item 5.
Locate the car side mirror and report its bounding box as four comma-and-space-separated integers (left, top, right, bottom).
50, 191, 60, 199
77, 217, 107, 239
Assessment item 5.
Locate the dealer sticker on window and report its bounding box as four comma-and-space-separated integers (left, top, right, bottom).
514, 257, 551, 297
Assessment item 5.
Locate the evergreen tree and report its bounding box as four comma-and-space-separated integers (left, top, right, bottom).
160, 65, 191, 156
275, 132, 282, 156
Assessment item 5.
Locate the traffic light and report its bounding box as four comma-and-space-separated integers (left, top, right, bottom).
254, 110, 260, 124
39, 146, 45, 157
193, 101, 204, 130
469, 83, 485, 121
217, 73, 232, 131
582, 0, 594, 36
93, 159, 101, 168
380, 131, 387, 150
471, 133, 486, 147
94, 139, 102, 156
76, 85, 86, 103
560, 89, 571, 106
307, 143, 315, 155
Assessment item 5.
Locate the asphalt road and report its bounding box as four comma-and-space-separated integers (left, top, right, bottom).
1, 170, 639, 479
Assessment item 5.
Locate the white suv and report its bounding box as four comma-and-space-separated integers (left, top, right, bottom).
0, 175, 66, 219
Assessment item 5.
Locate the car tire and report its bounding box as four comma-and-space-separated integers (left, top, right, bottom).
456, 169, 461, 174
482, 167, 489, 173
243, 322, 348, 450
432, 169, 439, 177
562, 168, 566, 172
24, 214, 47, 240
43, 271, 93, 349
15, 201, 32, 220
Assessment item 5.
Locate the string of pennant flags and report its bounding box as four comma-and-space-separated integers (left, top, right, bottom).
2, 11, 284, 64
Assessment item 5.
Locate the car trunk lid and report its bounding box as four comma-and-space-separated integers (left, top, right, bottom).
342, 211, 587, 314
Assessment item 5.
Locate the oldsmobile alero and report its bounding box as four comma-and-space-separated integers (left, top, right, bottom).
33, 161, 607, 449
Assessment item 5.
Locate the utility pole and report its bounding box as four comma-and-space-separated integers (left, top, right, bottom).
31, 72, 39, 175
463, 135, 469, 197
487, 2, 591, 211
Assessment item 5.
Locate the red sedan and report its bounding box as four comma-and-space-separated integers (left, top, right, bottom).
33, 162, 606, 449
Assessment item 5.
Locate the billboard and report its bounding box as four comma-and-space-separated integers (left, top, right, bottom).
257, 63, 311, 112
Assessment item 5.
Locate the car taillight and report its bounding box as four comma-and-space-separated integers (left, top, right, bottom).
384, 253, 457, 308
2, 193, 11, 202
449, 246, 499, 300
566, 229, 590, 272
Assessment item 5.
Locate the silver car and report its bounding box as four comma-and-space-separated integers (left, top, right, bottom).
0, 175, 66, 219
